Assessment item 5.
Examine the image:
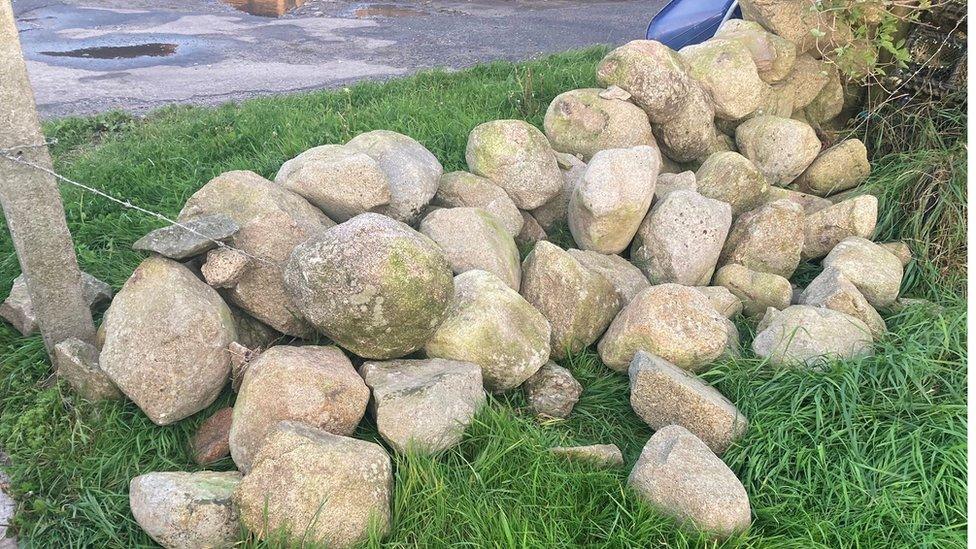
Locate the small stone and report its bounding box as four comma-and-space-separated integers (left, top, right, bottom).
879, 241, 912, 267
795, 139, 871, 197
694, 286, 743, 318
52, 337, 122, 401
799, 267, 886, 338
543, 88, 656, 160
191, 407, 234, 465
130, 471, 241, 549
652, 84, 719, 162
654, 171, 697, 201
629, 351, 747, 455
360, 358, 486, 454
523, 362, 583, 418
420, 207, 521, 290
752, 305, 874, 366
516, 211, 549, 249
1, 272, 112, 337
735, 115, 821, 187
433, 171, 523, 237
567, 249, 650, 306
531, 153, 585, 232
802, 195, 878, 259
695, 152, 770, 216
681, 38, 765, 120
713, 264, 792, 318
628, 425, 751, 538
596, 40, 696, 123
822, 237, 903, 309
132, 214, 239, 260
551, 444, 623, 467
719, 199, 805, 278
466, 120, 563, 209
762, 186, 832, 214
200, 246, 249, 289
227, 341, 258, 392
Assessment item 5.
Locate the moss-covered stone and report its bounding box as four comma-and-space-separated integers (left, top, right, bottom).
465, 120, 563, 209
543, 88, 655, 160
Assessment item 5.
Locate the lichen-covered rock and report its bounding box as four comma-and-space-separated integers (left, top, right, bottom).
822, 237, 903, 309
598, 284, 734, 372
738, 0, 854, 54
1, 272, 112, 337
652, 84, 719, 162
420, 207, 521, 290
802, 195, 877, 259
567, 249, 650, 305
200, 246, 249, 289
752, 305, 874, 366
234, 422, 391, 548
695, 152, 770, 216
284, 213, 453, 359
736, 116, 821, 187
178, 170, 334, 336
130, 471, 241, 549
776, 55, 832, 110
680, 38, 765, 120
191, 407, 233, 466
713, 263, 792, 317
628, 425, 751, 538
694, 286, 743, 318
521, 242, 620, 359
433, 171, 523, 237
465, 120, 563, 209
596, 40, 696, 123
631, 190, 732, 285
100, 257, 236, 425
53, 337, 121, 401
543, 88, 656, 160
345, 130, 443, 225
522, 361, 583, 418
880, 241, 912, 267
568, 146, 659, 254
654, 171, 697, 201
425, 270, 550, 393
715, 19, 797, 83
795, 139, 871, 197
360, 358, 486, 453
531, 153, 585, 232
551, 444, 624, 467
132, 214, 239, 260
629, 351, 747, 455
799, 267, 886, 338
719, 199, 804, 278
762, 186, 832, 214
804, 64, 844, 124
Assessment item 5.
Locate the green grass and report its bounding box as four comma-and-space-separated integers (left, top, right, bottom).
0, 47, 967, 547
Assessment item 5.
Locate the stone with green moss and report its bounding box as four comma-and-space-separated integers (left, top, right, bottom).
596, 40, 695, 124
530, 152, 586, 233
695, 151, 769, 216
420, 207, 522, 291
715, 19, 797, 84
651, 83, 719, 163
735, 115, 821, 187
465, 120, 563, 209
719, 199, 805, 278
433, 171, 523, 237
130, 471, 241, 549
543, 88, 655, 161
795, 139, 870, 197
713, 263, 792, 317
802, 195, 877, 259
680, 38, 765, 120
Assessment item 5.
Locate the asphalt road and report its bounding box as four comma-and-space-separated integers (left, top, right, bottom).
13, 0, 664, 118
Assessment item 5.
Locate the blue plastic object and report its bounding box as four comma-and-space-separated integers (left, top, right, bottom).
645, 0, 741, 51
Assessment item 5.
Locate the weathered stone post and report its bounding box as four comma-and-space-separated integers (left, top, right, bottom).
0, 1, 96, 352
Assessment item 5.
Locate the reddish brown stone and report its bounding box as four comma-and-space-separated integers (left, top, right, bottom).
191, 407, 233, 465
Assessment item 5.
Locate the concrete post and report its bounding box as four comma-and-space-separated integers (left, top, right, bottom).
0, 1, 96, 352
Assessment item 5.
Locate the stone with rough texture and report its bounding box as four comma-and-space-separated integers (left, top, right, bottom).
799, 267, 886, 338
200, 246, 249, 289
804, 64, 844, 124
795, 139, 871, 197
275, 144, 391, 222
100, 257, 236, 425
681, 38, 765, 120
531, 153, 585, 232
631, 190, 732, 285
228, 307, 277, 351
425, 270, 550, 393
433, 171, 523, 237
234, 422, 391, 548
568, 146, 659, 254
738, 0, 853, 54
132, 214, 239, 260
346, 130, 443, 225
714, 263, 792, 317
544, 88, 656, 161
598, 283, 734, 372
802, 195, 877, 259
654, 171, 697, 201
551, 444, 623, 467
762, 186, 832, 214
228, 341, 257, 393
736, 116, 821, 187
420, 207, 521, 290
628, 425, 751, 538
521, 242, 620, 359
516, 211, 549, 249
229, 345, 368, 473
695, 152, 770, 216
629, 351, 747, 455
284, 213, 453, 359
652, 84, 719, 162
752, 305, 874, 366
465, 120, 563, 209
1, 272, 111, 337
567, 249, 649, 305
52, 337, 121, 400
523, 361, 583, 418
880, 241, 912, 267
822, 237, 903, 309
694, 286, 743, 318
130, 471, 241, 549
361, 358, 486, 454
191, 407, 233, 466
179, 170, 334, 337
715, 19, 797, 83
596, 40, 696, 123
776, 55, 831, 110
719, 199, 804, 278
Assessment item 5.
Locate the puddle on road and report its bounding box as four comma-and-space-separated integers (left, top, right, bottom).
353, 4, 427, 17
41, 43, 177, 59
222, 0, 306, 17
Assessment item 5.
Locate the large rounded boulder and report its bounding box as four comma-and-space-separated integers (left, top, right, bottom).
680, 38, 765, 120
465, 120, 563, 209
735, 116, 821, 187
543, 88, 656, 161
596, 40, 695, 123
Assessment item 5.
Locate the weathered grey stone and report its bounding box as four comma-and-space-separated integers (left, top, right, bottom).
880, 241, 912, 267
360, 358, 486, 454
275, 144, 391, 222
568, 146, 659, 254
100, 257, 236, 425
719, 199, 804, 278
521, 242, 620, 359
795, 139, 871, 197
227, 307, 277, 351
179, 170, 334, 337
234, 422, 391, 548
567, 249, 650, 306
130, 471, 241, 549
776, 55, 831, 110
596, 40, 696, 123
191, 407, 233, 466
628, 425, 751, 538
736, 116, 821, 187
229, 345, 368, 473
629, 351, 747, 455
681, 38, 765, 120
516, 211, 549, 249
531, 153, 585, 232
598, 283, 734, 372
822, 237, 903, 309
695, 152, 770, 216
433, 171, 523, 237
694, 286, 743, 318
631, 190, 732, 285
713, 263, 792, 317
200, 246, 249, 289
715, 19, 797, 83
752, 305, 874, 366
346, 130, 443, 225
52, 337, 121, 400
1, 272, 111, 337
802, 195, 877, 259
523, 361, 583, 418
465, 120, 563, 209
799, 267, 886, 338
425, 270, 551, 393
551, 444, 623, 467
804, 64, 844, 124
762, 186, 832, 214
283, 213, 453, 359
132, 214, 239, 260
420, 207, 521, 290
652, 83, 719, 162
654, 171, 697, 201
738, 0, 854, 54
543, 88, 656, 160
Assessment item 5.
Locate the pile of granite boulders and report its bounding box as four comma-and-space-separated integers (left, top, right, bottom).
0, 2, 914, 546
